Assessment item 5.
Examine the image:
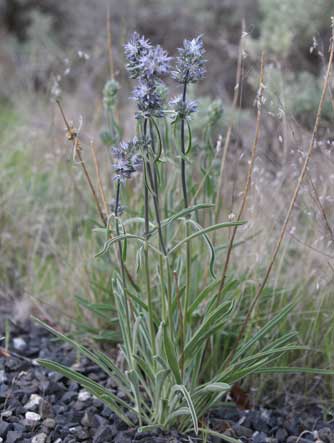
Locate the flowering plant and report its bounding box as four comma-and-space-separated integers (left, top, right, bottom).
36, 32, 325, 440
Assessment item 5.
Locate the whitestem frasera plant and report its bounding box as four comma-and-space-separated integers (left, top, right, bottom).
37, 29, 334, 439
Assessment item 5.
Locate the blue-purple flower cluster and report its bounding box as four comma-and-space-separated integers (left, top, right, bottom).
169, 95, 198, 121
124, 32, 207, 121
172, 35, 207, 84
124, 33, 152, 80
124, 32, 171, 119
112, 138, 142, 182
132, 80, 166, 119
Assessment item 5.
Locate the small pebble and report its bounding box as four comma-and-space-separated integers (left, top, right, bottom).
13, 337, 26, 351
78, 390, 91, 402
42, 418, 56, 430
24, 394, 42, 410
25, 411, 41, 423
0, 370, 7, 384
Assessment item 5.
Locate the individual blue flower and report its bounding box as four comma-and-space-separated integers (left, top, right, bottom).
124, 32, 152, 79
138, 45, 171, 80
172, 35, 207, 84
131, 80, 166, 119
169, 95, 198, 121
112, 138, 142, 182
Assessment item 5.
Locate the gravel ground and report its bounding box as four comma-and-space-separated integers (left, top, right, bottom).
0, 319, 333, 443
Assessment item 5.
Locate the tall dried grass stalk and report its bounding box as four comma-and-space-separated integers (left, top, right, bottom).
217, 52, 265, 304
227, 26, 334, 364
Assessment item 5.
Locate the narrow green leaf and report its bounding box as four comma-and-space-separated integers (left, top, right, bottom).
184, 301, 234, 359
33, 317, 117, 380
169, 221, 246, 255
254, 367, 334, 375
158, 203, 214, 233
172, 385, 198, 435
163, 327, 182, 384
195, 382, 230, 394
37, 359, 134, 426
188, 280, 221, 316
185, 119, 192, 154
154, 369, 170, 409
95, 234, 163, 258
127, 369, 142, 424
138, 425, 163, 433
186, 218, 216, 279
167, 406, 192, 421
122, 217, 155, 229
150, 117, 163, 162
232, 303, 295, 362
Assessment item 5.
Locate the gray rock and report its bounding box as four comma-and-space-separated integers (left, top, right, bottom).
31, 433, 47, 443
61, 391, 77, 404
252, 431, 268, 443
6, 431, 21, 443
287, 437, 312, 443
114, 433, 132, 443
276, 427, 288, 442
318, 428, 334, 443
93, 425, 115, 443
0, 420, 11, 437
232, 423, 253, 438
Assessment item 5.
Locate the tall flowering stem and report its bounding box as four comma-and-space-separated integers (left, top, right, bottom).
125, 32, 172, 332
172, 35, 207, 206
180, 80, 189, 208
172, 36, 206, 347
111, 139, 142, 346
149, 119, 167, 255
142, 119, 156, 354
125, 32, 170, 257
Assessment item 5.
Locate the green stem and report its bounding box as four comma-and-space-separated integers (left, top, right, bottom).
143, 120, 156, 356
180, 81, 189, 208
148, 119, 171, 327
115, 179, 132, 350
180, 80, 191, 368
148, 119, 167, 255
